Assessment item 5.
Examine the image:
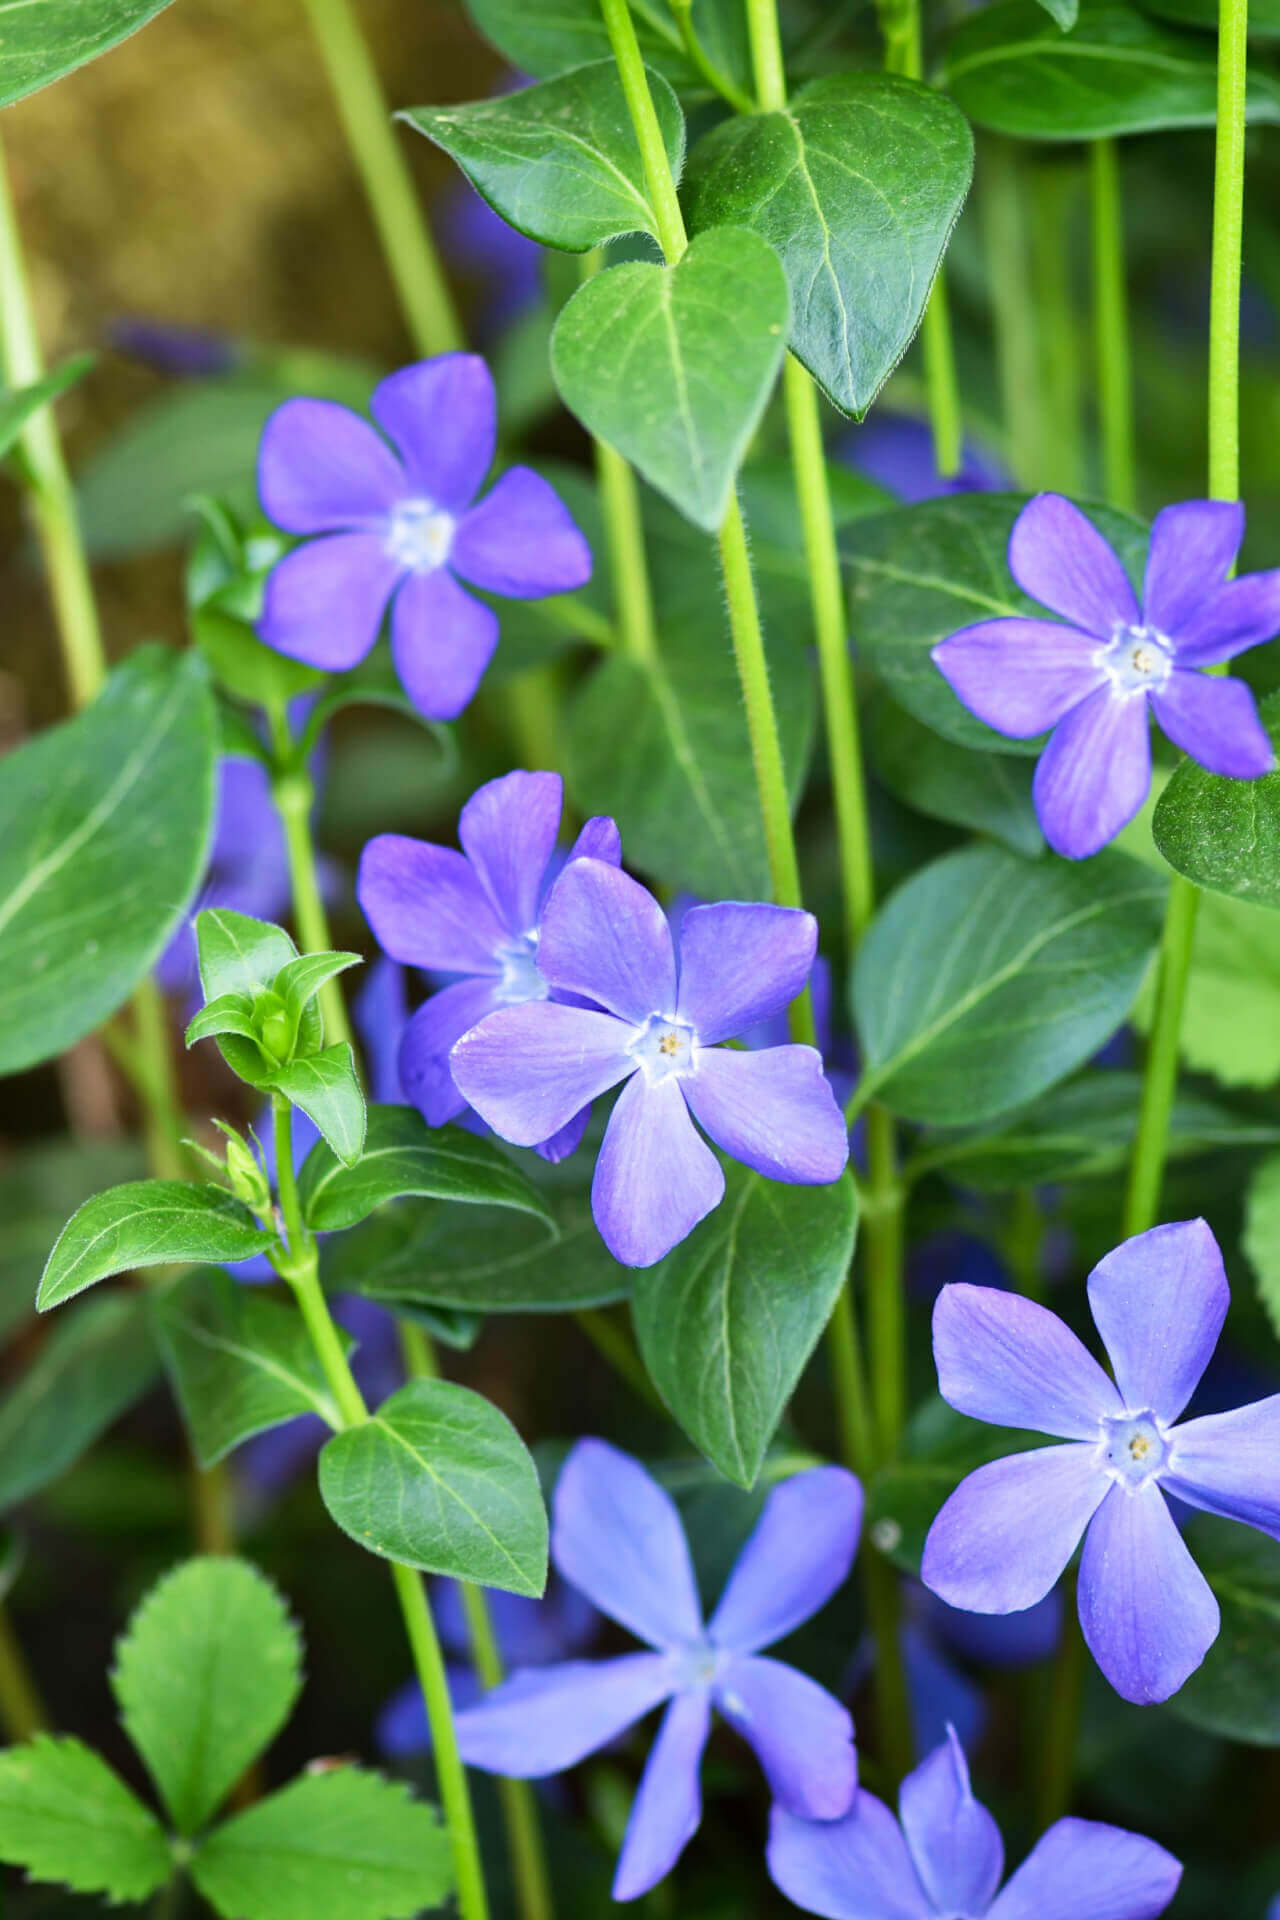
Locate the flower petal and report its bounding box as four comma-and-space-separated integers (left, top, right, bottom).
259, 533, 400, 670
1008, 493, 1140, 632
539, 859, 677, 1024
767, 1794, 933, 1920
1164, 1393, 1280, 1540
566, 815, 621, 866
683, 1045, 849, 1185
390, 567, 499, 721
931, 618, 1106, 738
452, 467, 593, 599
592, 1073, 724, 1267
1078, 1482, 1219, 1703
451, 1001, 633, 1148
902, 1622, 988, 1759
534, 1104, 592, 1164
715, 1655, 856, 1820
1033, 685, 1151, 860
922, 1445, 1106, 1614
370, 354, 496, 510
933, 1284, 1123, 1440
458, 770, 563, 937
675, 903, 818, 1043
1086, 1219, 1227, 1425
1175, 569, 1280, 664
1151, 670, 1274, 779
258, 397, 404, 533
987, 1817, 1182, 1920
399, 980, 501, 1126
1142, 499, 1243, 634
709, 1467, 863, 1654
612, 1689, 711, 1902
454, 1652, 675, 1776
357, 834, 505, 973
355, 957, 410, 1106
552, 1438, 704, 1649
898, 1729, 1003, 1919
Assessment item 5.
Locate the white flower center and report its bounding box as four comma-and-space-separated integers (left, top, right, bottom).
1102, 623, 1174, 695
385, 498, 455, 573
494, 933, 547, 1007
1099, 1409, 1169, 1491
628, 1013, 698, 1084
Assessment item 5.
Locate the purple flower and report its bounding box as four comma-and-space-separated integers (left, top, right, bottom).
841, 413, 1008, 502
768, 1726, 1181, 1920
921, 1219, 1280, 1704
156, 754, 292, 997
357, 769, 620, 1160
456, 1440, 862, 1901
257, 353, 592, 720
931, 494, 1278, 859
898, 1584, 1063, 1758
451, 861, 850, 1266
353, 955, 411, 1107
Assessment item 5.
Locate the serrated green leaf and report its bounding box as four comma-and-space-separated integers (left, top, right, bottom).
0, 1735, 171, 1903
298, 1104, 553, 1233
319, 1378, 548, 1594
0, 646, 216, 1075
866, 690, 1043, 855
684, 73, 972, 418
0, 0, 175, 108
1152, 689, 1280, 908
551, 230, 790, 531
403, 61, 685, 253
0, 355, 95, 461
631, 1168, 857, 1488
38, 1181, 275, 1310
265, 1044, 366, 1168
1168, 1519, 1280, 1744
1244, 1152, 1280, 1342
113, 1557, 302, 1833
190, 1768, 452, 1920
0, 1138, 145, 1341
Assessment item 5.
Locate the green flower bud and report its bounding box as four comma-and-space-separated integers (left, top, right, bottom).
221, 1129, 271, 1212
255, 990, 293, 1066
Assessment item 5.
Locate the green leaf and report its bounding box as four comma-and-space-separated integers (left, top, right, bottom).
1244, 1152, 1280, 1342
0, 0, 175, 108
319, 1378, 548, 1595
196, 908, 298, 1005
402, 61, 685, 253
1138, 890, 1280, 1089
0, 355, 95, 462
1152, 689, 1280, 907
684, 74, 972, 418
185, 993, 262, 1049
944, 0, 1280, 138
0, 646, 216, 1076
38, 1181, 275, 1311
631, 1168, 857, 1488
1038, 0, 1081, 24
0, 1295, 159, 1511
298, 1104, 553, 1233
193, 606, 325, 710
840, 492, 1149, 754
1140, 0, 1280, 36
463, 0, 749, 95
265, 1045, 366, 1168
866, 690, 1042, 855
551, 229, 790, 531
273, 951, 363, 1047
152, 1269, 348, 1467
0, 1735, 171, 1902
865, 1398, 1051, 1576
852, 844, 1166, 1125
190, 1769, 452, 1920
0, 1138, 144, 1341
1168, 1519, 1280, 1744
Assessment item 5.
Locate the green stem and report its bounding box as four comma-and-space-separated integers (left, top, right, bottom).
295, 0, 462, 357
864, 1108, 905, 1462
586, 250, 661, 672
825, 1288, 875, 1481
1029, 163, 1085, 497
670, 0, 756, 112
1035, 1574, 1086, 1829
864, 1553, 914, 1789
1090, 139, 1136, 513
130, 978, 189, 1181
981, 138, 1040, 488
1123, 876, 1201, 1239
600, 0, 689, 262
268, 707, 356, 1057
0, 1600, 47, 1743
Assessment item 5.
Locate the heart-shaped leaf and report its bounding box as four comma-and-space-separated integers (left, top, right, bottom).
1140, 0, 1280, 36
463, 0, 750, 98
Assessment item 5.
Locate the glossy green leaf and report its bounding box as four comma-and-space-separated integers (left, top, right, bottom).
866, 691, 1042, 855
632, 1168, 858, 1488
298, 1105, 553, 1234
841, 493, 1148, 754
0, 646, 216, 1075
318, 1378, 548, 1595
0, 1736, 170, 1903
0, 355, 94, 461
865, 1397, 1050, 1576
402, 62, 685, 253
190, 1769, 452, 1920
152, 1269, 348, 1467
551, 229, 790, 531
1169, 1519, 1280, 1744
464, 0, 749, 96
265, 1045, 366, 1168
945, 0, 1280, 139
0, 1294, 160, 1511
113, 1557, 302, 1833
1244, 1152, 1280, 1342
38, 1181, 275, 1310
684, 74, 972, 417
196, 908, 297, 1006
0, 1138, 144, 1340
1140, 0, 1280, 36
274, 951, 362, 1046
0, 0, 175, 108
1152, 689, 1280, 907
852, 844, 1166, 1125
185, 993, 262, 1049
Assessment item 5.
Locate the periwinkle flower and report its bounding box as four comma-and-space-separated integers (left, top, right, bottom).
450, 860, 850, 1266
768, 1726, 1181, 1920
358, 769, 620, 1160
922, 1219, 1280, 1704
257, 353, 592, 720
931, 494, 1278, 859
455, 1440, 862, 1901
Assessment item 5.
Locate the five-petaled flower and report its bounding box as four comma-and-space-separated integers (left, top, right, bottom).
768, 1724, 1181, 1920
358, 769, 619, 1161
257, 353, 592, 720
455, 1439, 862, 1902
922, 1219, 1280, 1704
450, 859, 850, 1266
931, 494, 1278, 859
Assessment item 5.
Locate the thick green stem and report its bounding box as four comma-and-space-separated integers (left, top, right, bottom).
268, 707, 355, 1056
1029, 163, 1085, 497
0, 1601, 47, 1743
296, 0, 462, 357
1090, 140, 1136, 513
981, 138, 1040, 488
